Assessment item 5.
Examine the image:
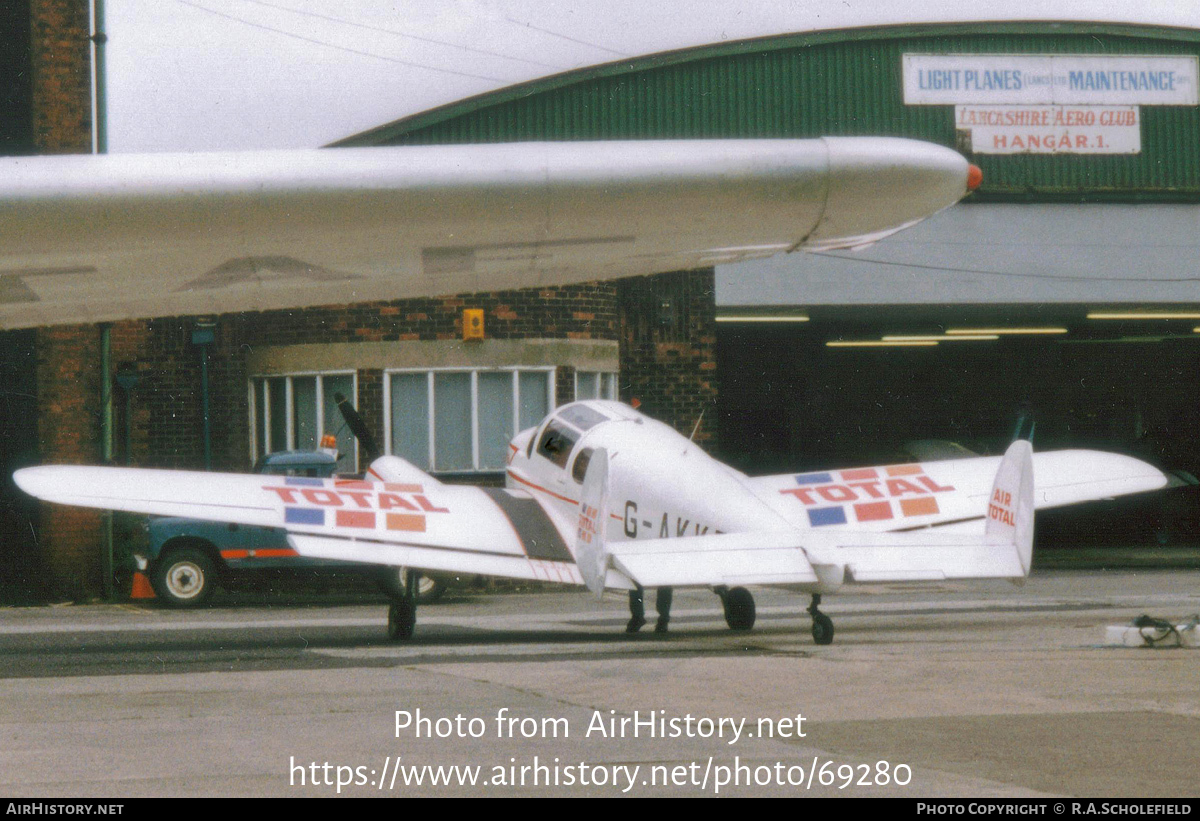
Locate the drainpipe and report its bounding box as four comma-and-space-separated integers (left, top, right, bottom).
100, 324, 113, 599
94, 1, 112, 598
91, 0, 107, 155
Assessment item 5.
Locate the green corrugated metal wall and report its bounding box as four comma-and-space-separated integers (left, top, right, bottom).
339, 24, 1200, 199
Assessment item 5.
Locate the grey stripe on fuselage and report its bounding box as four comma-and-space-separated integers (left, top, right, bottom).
481, 488, 575, 563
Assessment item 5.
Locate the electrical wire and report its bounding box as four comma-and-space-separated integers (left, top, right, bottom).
501, 15, 630, 57
174, 0, 507, 82
234, 0, 564, 70
810, 250, 1200, 284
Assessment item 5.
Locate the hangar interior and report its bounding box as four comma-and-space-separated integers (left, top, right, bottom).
717, 305, 1200, 476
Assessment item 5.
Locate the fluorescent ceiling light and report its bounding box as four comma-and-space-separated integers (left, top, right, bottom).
826, 340, 938, 347
715, 315, 810, 323
883, 334, 999, 341
1088, 312, 1200, 320
946, 327, 1067, 335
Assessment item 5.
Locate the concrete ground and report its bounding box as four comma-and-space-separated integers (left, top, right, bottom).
0, 569, 1197, 797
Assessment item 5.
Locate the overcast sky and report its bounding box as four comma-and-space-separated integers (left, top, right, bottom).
104, 1, 1200, 153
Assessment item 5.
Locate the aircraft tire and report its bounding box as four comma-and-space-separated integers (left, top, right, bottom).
811, 613, 834, 646
723, 586, 756, 631
387, 600, 416, 641
151, 545, 216, 608
376, 566, 446, 604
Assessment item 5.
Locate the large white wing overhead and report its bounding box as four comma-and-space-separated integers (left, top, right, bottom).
0, 138, 973, 329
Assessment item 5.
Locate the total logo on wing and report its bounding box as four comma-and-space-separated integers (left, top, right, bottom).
262, 477, 450, 532
779, 465, 955, 527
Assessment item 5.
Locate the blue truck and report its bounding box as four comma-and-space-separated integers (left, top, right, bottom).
141, 449, 447, 607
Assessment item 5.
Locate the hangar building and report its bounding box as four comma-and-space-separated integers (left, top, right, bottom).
2, 6, 1199, 601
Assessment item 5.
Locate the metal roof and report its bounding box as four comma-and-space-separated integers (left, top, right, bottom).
334, 19, 1200, 149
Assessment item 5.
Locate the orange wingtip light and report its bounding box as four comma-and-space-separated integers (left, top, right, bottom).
967, 164, 983, 191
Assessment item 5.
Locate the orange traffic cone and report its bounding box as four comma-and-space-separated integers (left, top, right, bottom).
130, 571, 156, 600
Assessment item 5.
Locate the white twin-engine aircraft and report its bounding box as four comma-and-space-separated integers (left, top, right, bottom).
8, 135, 1156, 642
15, 400, 1167, 644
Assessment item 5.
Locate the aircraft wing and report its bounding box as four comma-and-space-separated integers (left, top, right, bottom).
0, 137, 974, 329
12, 463, 591, 586
748, 449, 1167, 533
604, 532, 819, 588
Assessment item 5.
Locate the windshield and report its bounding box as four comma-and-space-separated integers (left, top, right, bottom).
556, 403, 609, 431
536, 420, 579, 469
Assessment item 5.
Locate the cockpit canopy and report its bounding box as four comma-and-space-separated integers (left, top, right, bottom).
519, 400, 641, 481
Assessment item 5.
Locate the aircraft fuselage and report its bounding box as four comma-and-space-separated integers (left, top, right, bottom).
505, 401, 793, 549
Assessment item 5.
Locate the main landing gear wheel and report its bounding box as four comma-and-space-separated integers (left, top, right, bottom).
385, 569, 421, 641
376, 566, 446, 604
387, 599, 416, 641
718, 586, 756, 631
808, 594, 834, 645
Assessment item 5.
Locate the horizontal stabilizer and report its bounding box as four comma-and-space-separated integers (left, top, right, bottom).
608, 532, 819, 588
820, 537, 1026, 582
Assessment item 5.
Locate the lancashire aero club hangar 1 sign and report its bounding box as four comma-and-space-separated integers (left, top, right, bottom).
902, 54, 1200, 154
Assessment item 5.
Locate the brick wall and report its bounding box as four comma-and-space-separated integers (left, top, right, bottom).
31, 258, 713, 599
27, 0, 95, 598
103, 284, 620, 473
35, 324, 103, 599
617, 269, 719, 444
30, 0, 90, 153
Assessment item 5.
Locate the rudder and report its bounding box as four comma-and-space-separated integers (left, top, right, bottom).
985, 439, 1035, 577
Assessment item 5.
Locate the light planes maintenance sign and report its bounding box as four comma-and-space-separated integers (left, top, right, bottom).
903, 54, 1199, 106
904, 54, 1198, 156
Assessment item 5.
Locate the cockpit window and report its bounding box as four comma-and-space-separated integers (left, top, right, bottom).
536, 421, 578, 469
556, 404, 608, 432
571, 448, 593, 484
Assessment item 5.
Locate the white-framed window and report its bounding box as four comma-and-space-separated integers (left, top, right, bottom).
249, 371, 358, 472
574, 370, 619, 401
385, 368, 554, 473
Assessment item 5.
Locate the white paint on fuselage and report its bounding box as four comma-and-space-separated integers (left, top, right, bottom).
505, 401, 796, 558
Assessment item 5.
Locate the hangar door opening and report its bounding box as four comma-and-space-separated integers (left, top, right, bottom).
716, 307, 1200, 548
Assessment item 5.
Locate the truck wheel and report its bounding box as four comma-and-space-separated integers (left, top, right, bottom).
376, 567, 447, 604
151, 546, 217, 608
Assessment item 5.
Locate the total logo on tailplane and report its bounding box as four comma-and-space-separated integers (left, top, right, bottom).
778, 465, 956, 527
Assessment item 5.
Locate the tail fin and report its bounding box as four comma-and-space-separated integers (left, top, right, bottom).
575, 447, 611, 599
985, 439, 1035, 577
